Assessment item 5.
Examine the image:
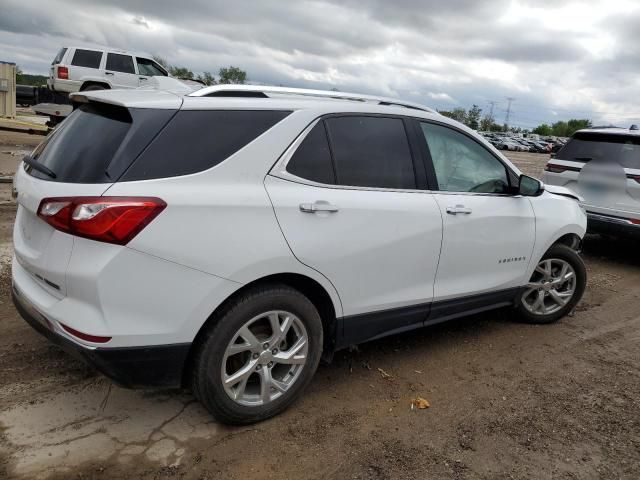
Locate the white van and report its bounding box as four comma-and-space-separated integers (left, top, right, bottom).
47, 46, 169, 93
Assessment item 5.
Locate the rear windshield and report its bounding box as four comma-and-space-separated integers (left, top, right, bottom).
27, 103, 132, 183
557, 132, 640, 168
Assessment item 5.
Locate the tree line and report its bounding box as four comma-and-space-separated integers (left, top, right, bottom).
438, 105, 592, 137
152, 57, 247, 86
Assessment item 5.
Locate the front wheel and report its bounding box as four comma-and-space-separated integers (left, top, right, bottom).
192, 284, 323, 425
516, 244, 586, 324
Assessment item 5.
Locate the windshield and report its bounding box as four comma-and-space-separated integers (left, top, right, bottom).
556, 132, 640, 169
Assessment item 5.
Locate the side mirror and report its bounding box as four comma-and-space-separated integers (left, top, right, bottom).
518, 175, 544, 196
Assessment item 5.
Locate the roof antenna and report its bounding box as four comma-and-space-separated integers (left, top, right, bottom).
630, 124, 639, 130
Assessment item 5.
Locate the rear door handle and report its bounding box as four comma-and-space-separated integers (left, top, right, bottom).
446, 204, 472, 215
299, 201, 339, 213
105, 71, 114, 75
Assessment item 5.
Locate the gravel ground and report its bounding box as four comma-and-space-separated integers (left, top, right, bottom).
0, 133, 638, 479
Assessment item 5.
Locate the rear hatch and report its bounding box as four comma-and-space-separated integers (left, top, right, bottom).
14, 97, 179, 298
550, 131, 640, 215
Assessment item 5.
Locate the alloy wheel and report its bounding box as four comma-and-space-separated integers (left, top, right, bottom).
221, 310, 308, 406
521, 258, 577, 315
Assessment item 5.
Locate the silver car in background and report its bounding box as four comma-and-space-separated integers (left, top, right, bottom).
543, 126, 640, 237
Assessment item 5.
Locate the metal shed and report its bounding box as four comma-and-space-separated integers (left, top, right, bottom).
0, 61, 17, 119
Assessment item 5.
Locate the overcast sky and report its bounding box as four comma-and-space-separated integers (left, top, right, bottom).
2, 0, 639, 128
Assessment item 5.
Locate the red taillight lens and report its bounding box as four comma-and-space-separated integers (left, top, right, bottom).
57, 66, 69, 79
37, 197, 166, 245
60, 323, 111, 343
627, 174, 640, 184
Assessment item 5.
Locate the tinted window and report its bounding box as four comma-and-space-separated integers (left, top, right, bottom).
557, 132, 640, 168
136, 57, 167, 76
123, 110, 291, 181
71, 49, 102, 69
27, 104, 131, 182
325, 116, 416, 189
52, 47, 67, 65
421, 122, 509, 193
106, 53, 135, 74
287, 122, 335, 184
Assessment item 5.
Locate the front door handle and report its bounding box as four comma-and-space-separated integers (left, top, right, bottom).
299, 201, 339, 213
446, 204, 472, 215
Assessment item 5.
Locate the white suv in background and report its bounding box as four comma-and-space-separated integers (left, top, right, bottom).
543, 126, 640, 237
48, 46, 169, 93
12, 86, 587, 424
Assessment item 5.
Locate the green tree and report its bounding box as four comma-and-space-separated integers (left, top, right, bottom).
465, 104, 482, 130
218, 66, 247, 84
533, 124, 552, 136
438, 107, 467, 123
196, 71, 216, 86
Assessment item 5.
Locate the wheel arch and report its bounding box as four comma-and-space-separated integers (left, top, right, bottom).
182, 272, 340, 387
80, 81, 111, 91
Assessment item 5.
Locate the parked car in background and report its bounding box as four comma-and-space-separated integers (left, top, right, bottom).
12, 86, 587, 425
48, 46, 169, 93
543, 126, 640, 237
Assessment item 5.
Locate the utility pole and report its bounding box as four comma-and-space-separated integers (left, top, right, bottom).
504, 97, 515, 128
487, 101, 497, 120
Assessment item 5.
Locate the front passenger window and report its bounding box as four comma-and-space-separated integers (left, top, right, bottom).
421, 122, 509, 193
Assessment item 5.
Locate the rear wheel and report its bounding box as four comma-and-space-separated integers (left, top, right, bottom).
516, 244, 586, 324
192, 284, 323, 425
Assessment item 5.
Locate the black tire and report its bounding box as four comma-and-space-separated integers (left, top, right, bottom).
515, 244, 586, 324
192, 284, 323, 425
81, 84, 107, 91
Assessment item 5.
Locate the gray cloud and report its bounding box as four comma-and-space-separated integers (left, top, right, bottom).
1, 0, 638, 128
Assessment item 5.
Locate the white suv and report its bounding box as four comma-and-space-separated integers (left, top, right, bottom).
543, 127, 640, 237
48, 46, 169, 93
12, 86, 587, 424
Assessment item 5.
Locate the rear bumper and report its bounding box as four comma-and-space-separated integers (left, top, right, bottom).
587, 212, 640, 238
12, 284, 190, 388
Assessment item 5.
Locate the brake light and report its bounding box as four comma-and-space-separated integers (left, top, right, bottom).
57, 66, 69, 80
627, 174, 640, 184
37, 197, 166, 245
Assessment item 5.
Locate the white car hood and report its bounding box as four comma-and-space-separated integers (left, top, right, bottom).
544, 184, 584, 202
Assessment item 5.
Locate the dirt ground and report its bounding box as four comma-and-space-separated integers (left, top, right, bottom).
0, 131, 639, 479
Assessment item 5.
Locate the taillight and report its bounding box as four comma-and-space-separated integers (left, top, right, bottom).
545, 163, 580, 174
627, 174, 640, 184
60, 323, 111, 343
57, 66, 69, 79
37, 197, 166, 245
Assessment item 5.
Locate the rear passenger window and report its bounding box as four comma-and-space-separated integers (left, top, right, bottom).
325, 116, 416, 189
71, 49, 102, 69
122, 110, 291, 181
287, 122, 336, 184
106, 53, 135, 74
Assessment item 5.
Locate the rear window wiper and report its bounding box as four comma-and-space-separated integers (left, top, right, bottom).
22, 155, 57, 179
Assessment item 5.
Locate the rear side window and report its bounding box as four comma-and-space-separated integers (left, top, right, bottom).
286, 122, 335, 184
557, 132, 640, 168
122, 110, 291, 181
52, 47, 67, 65
71, 49, 102, 69
106, 53, 135, 74
325, 116, 416, 189
28, 104, 131, 182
